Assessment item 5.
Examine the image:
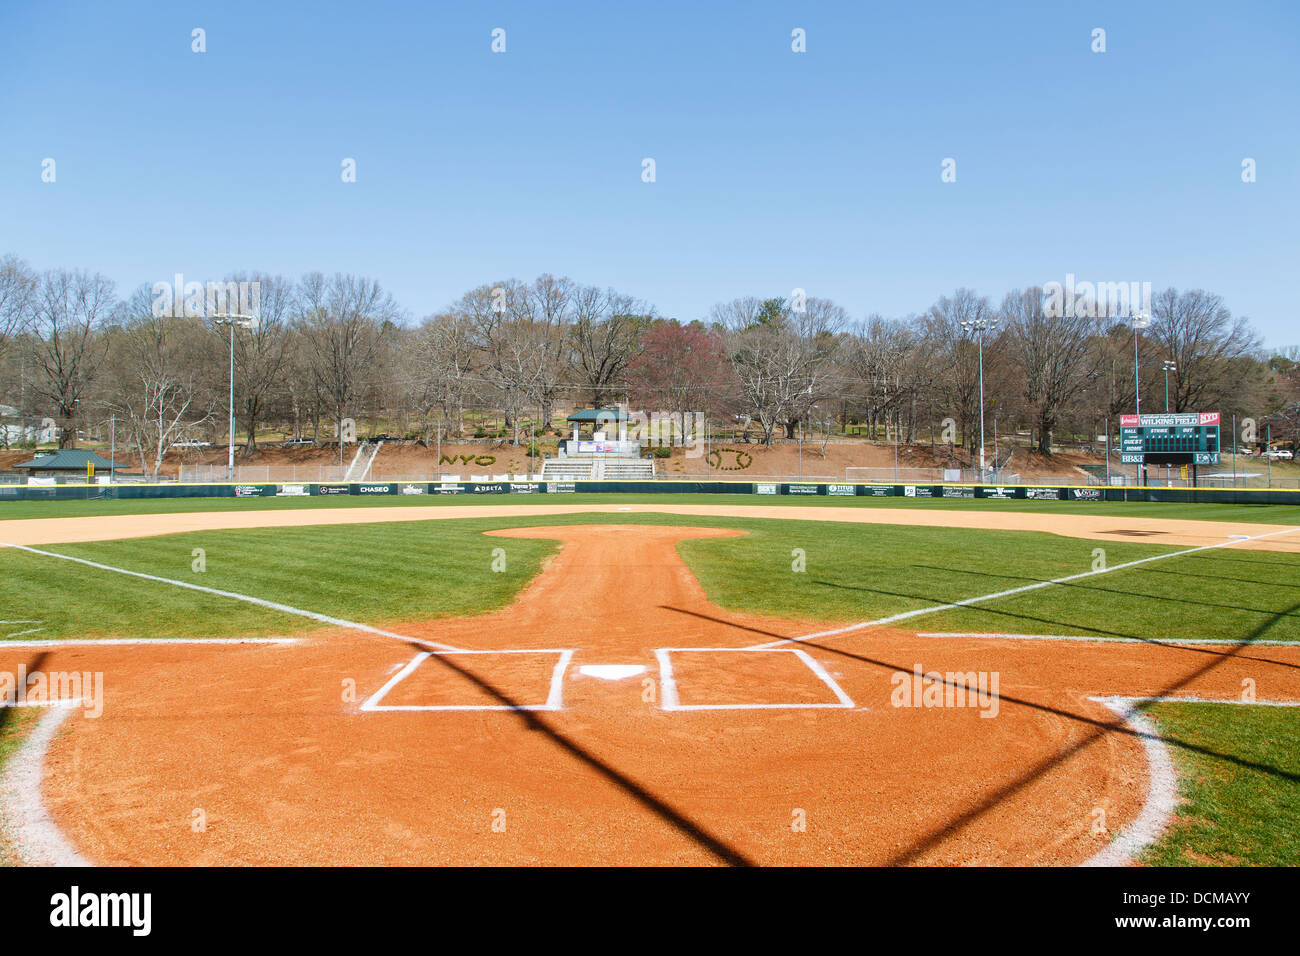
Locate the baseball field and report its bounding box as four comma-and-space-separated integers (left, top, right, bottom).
1, 493, 1297, 866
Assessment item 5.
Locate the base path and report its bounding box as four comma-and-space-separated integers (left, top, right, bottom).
4, 524, 1298, 866
2, 502, 1298, 551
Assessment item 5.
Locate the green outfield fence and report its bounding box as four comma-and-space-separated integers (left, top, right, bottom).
1, 479, 1299, 505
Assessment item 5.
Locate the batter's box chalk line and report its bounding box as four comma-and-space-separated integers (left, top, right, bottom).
360, 648, 576, 712
654, 647, 855, 711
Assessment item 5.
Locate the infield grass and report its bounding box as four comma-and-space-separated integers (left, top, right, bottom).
2, 491, 1299, 524
2, 513, 1297, 644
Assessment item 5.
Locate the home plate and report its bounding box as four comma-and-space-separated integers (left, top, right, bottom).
578, 664, 646, 680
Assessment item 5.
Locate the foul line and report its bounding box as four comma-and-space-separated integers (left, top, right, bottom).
915, 633, 1300, 646
1080, 698, 1177, 868
0, 702, 92, 866
0, 542, 463, 652
749, 526, 1300, 650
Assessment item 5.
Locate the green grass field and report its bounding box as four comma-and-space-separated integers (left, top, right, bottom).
1, 502, 1297, 867
2, 491, 1300, 524
3, 511, 1297, 643
1141, 703, 1300, 866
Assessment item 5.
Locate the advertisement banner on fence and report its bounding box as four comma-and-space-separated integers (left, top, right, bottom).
436, 483, 464, 494
979, 486, 1018, 499
862, 485, 894, 496
357, 483, 394, 495
1070, 488, 1103, 500
316, 484, 350, 496
509, 482, 542, 494
755, 483, 778, 495
941, 486, 974, 498
277, 484, 310, 497
548, 482, 576, 494
1025, 487, 1064, 500
472, 483, 507, 494
234, 484, 270, 497
785, 484, 821, 495
826, 484, 857, 496
399, 483, 427, 495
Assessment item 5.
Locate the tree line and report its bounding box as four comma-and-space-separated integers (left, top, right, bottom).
0, 252, 1295, 476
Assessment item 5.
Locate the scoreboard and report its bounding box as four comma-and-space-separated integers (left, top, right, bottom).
1120, 412, 1220, 465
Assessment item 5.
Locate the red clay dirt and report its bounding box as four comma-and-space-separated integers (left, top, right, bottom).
5, 523, 1299, 866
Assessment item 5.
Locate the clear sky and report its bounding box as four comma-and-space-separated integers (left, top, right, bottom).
1, 1, 1296, 346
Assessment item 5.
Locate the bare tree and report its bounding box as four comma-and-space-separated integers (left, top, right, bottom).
1002, 287, 1100, 454
0, 254, 36, 364
570, 285, 651, 407
298, 273, 400, 446
28, 269, 116, 447
1149, 288, 1264, 416
102, 287, 214, 476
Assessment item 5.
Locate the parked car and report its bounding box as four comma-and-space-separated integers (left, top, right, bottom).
1267, 448, 1294, 460
173, 440, 211, 448
283, 437, 314, 446
369, 433, 398, 442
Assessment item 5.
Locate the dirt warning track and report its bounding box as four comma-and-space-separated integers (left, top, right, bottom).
3, 522, 1298, 866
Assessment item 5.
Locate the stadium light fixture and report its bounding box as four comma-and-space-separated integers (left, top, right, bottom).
212, 313, 258, 483
959, 316, 997, 477
1162, 360, 1177, 412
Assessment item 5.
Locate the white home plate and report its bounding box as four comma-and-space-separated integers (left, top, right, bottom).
578, 664, 646, 680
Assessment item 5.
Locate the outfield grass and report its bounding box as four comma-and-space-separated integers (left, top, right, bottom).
2, 513, 1297, 644
1142, 703, 1300, 866
1, 490, 1299, 524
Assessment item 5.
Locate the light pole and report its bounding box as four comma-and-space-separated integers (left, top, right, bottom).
960, 316, 997, 478
1162, 360, 1176, 412
1131, 310, 1151, 416
212, 313, 258, 482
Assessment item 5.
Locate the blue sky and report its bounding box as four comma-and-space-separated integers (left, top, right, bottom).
1, 1, 1296, 345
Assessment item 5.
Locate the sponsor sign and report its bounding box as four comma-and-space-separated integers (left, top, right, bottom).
234, 484, 266, 497
1070, 488, 1103, 501
549, 482, 577, 494
316, 483, 350, 495
862, 485, 893, 496
436, 483, 464, 494
399, 483, 426, 495
755, 483, 778, 495
826, 484, 857, 496
1026, 487, 1063, 500
786, 484, 820, 495
941, 486, 974, 498
357, 483, 393, 495
276, 484, 310, 497
980, 486, 1017, 499
509, 482, 542, 494
472, 483, 506, 494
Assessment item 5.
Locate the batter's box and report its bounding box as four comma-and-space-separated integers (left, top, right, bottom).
654, 647, 854, 711
361, 649, 575, 712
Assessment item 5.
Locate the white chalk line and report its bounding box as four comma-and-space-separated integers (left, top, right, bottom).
1081, 694, 1300, 867
1081, 697, 1178, 868
749, 525, 1300, 650
654, 647, 855, 711
0, 637, 301, 648
0, 701, 92, 866
361, 649, 575, 712
0, 541, 463, 653
916, 633, 1300, 646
